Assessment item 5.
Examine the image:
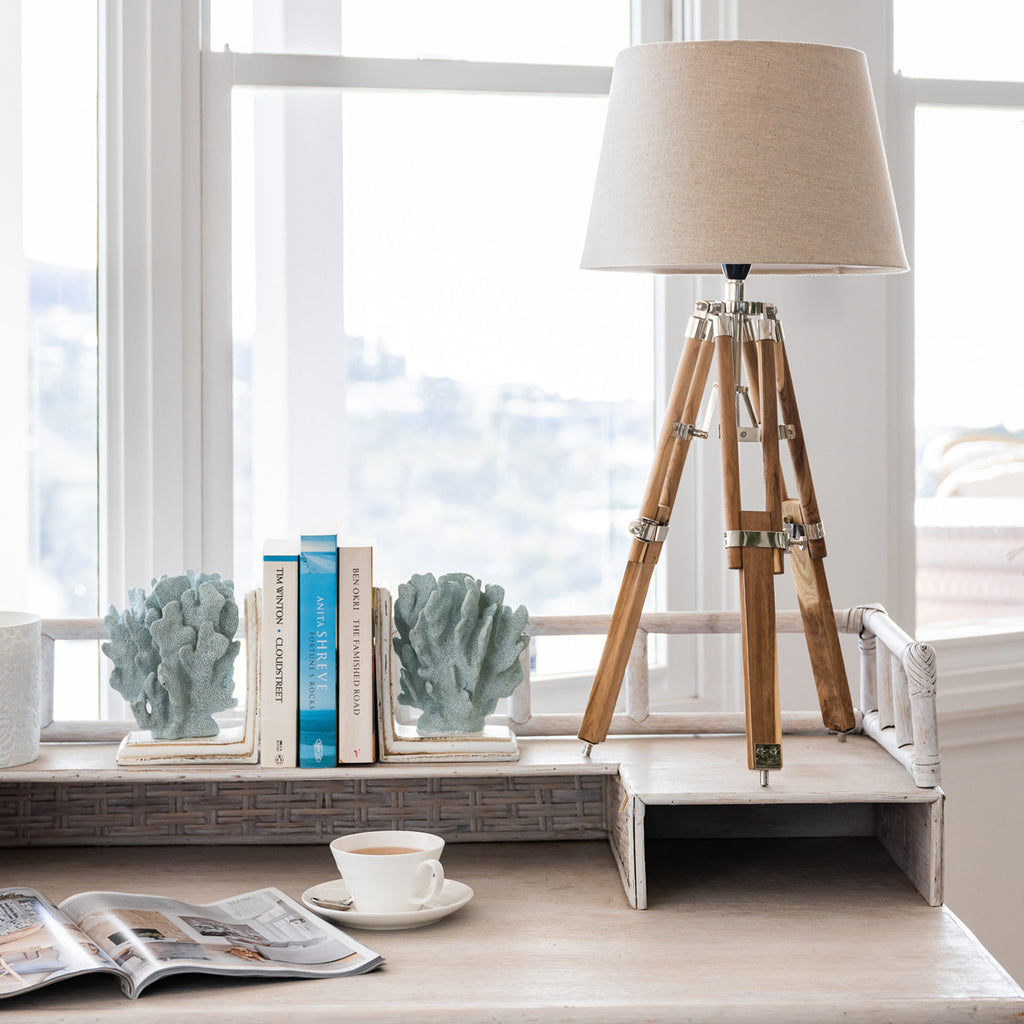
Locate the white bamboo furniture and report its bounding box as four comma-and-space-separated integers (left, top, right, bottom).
1, 842, 1021, 1023
512, 605, 941, 788
40, 605, 941, 789
11, 605, 944, 910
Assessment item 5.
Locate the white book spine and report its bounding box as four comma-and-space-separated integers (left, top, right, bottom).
260, 541, 299, 768
338, 546, 374, 764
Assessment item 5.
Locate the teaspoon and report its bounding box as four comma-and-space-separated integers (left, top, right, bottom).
310, 894, 354, 911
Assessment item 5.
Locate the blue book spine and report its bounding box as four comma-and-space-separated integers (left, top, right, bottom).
298, 534, 338, 767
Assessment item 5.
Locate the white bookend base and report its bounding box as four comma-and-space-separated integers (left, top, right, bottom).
116, 724, 259, 765
380, 723, 519, 762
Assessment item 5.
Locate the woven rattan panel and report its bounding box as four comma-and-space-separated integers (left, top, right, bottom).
0, 774, 609, 846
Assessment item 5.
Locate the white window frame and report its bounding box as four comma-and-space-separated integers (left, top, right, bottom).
885, 7, 1024, 708
889, 68, 1024, 632
61, 0, 720, 732
101, 0, 205, 603
194, 0, 741, 715
58, 0, 720, 739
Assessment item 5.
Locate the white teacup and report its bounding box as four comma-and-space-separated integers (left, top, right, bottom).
330, 830, 445, 914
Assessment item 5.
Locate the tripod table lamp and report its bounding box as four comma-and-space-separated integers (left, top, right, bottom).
578, 40, 907, 784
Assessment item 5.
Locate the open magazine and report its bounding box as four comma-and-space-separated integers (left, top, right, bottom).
0, 886, 382, 1000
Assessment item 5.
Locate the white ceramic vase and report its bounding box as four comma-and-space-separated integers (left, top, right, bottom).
0, 611, 42, 768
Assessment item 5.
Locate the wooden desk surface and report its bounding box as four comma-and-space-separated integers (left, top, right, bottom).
1, 839, 1021, 1023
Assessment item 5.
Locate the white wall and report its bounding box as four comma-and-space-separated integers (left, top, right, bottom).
934, 633, 1024, 984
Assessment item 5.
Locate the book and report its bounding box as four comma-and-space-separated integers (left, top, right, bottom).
0, 885, 382, 1000
299, 533, 339, 767
338, 545, 375, 764
372, 584, 394, 751
260, 540, 299, 768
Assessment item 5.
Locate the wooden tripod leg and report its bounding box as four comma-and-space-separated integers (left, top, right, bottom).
718, 326, 781, 777
758, 335, 785, 575
578, 327, 716, 748
775, 332, 855, 733
776, 339, 826, 559
741, 324, 761, 414
738, 510, 782, 775
716, 334, 743, 571
783, 498, 857, 733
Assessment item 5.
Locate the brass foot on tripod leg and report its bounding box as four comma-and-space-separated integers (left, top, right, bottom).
760, 770, 770, 788
582, 742, 593, 758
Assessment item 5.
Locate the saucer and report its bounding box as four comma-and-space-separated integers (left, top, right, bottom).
301, 878, 474, 931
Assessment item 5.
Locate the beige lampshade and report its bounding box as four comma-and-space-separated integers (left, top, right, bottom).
581, 40, 908, 275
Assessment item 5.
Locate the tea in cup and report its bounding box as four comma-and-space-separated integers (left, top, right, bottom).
330, 830, 445, 914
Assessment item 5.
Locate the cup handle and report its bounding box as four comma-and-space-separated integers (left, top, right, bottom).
411, 858, 445, 907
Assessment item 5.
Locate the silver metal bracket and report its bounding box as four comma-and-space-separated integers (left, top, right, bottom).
766, 305, 786, 344
686, 314, 714, 342
732, 423, 794, 442
784, 519, 826, 551
754, 743, 782, 771
630, 517, 669, 543
717, 386, 762, 442
672, 422, 708, 441
736, 386, 761, 441
709, 312, 734, 337
725, 520, 825, 553
724, 529, 788, 550
722, 299, 765, 317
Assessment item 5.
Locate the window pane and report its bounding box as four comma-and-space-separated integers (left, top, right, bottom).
15, 0, 100, 716
340, 0, 628, 65
211, 0, 629, 65
211, 0, 341, 56
894, 0, 1024, 81
232, 86, 654, 650
914, 105, 1024, 632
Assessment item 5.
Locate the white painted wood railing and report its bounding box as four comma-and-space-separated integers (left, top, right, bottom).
39, 618, 126, 743
510, 604, 941, 788
39, 603, 939, 786
855, 604, 942, 787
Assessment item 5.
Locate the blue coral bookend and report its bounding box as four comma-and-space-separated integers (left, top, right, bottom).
107, 577, 260, 765
378, 574, 528, 762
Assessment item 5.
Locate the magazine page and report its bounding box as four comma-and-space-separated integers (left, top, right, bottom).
59, 886, 383, 997
0, 887, 123, 999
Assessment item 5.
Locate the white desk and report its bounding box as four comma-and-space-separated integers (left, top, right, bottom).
1, 839, 1021, 1023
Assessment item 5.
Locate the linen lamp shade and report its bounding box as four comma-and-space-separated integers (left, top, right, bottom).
581, 40, 907, 275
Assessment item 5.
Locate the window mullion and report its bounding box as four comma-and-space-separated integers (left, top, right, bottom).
912, 77, 1024, 106
224, 51, 613, 95
200, 46, 236, 575
886, 70, 917, 633
101, 0, 205, 607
